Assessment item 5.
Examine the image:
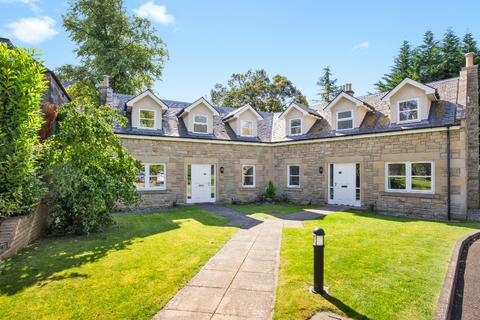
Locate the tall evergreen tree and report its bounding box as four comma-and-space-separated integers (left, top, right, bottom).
440, 29, 463, 78
413, 31, 443, 82
375, 41, 416, 92
316, 66, 340, 103
462, 32, 480, 64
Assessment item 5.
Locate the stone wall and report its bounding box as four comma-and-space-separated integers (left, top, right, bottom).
0, 203, 48, 259
120, 126, 468, 220
119, 138, 273, 210
272, 129, 467, 220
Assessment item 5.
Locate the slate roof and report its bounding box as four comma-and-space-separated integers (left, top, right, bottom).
113, 76, 463, 143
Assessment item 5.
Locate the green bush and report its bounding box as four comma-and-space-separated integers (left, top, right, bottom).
44, 103, 140, 234
265, 180, 275, 199
0, 43, 47, 216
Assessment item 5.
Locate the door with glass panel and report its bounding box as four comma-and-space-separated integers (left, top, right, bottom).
187, 164, 216, 203
328, 163, 361, 206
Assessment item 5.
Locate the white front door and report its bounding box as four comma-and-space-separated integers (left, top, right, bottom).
190, 164, 215, 203
329, 163, 358, 206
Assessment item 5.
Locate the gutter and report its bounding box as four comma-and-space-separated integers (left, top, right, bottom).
447, 125, 452, 221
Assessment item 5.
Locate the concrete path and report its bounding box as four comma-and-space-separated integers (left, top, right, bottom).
153, 204, 344, 320
454, 238, 480, 320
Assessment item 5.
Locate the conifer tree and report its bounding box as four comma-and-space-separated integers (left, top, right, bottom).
462, 33, 480, 64
440, 29, 463, 78
316, 66, 340, 103
414, 31, 443, 82
375, 41, 416, 91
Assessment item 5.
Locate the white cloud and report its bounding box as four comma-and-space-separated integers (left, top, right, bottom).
352, 41, 369, 51
7, 16, 58, 44
134, 1, 175, 25
0, 0, 40, 12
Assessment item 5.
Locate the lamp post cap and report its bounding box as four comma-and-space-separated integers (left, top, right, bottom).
313, 227, 325, 236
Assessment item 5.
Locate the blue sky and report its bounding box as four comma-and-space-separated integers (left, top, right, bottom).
0, 0, 479, 103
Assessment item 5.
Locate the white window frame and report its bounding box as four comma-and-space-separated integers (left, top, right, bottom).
138, 109, 156, 129
242, 165, 256, 188
137, 163, 167, 191
287, 164, 301, 188
397, 98, 420, 124
336, 110, 354, 131
289, 118, 302, 136
240, 120, 254, 137
385, 161, 434, 194
193, 113, 209, 134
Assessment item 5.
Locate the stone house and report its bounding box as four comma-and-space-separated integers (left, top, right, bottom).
103, 54, 479, 220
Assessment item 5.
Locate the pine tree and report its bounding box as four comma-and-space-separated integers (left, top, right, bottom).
462, 32, 480, 64
440, 29, 463, 78
316, 66, 340, 103
375, 41, 415, 92
414, 31, 443, 82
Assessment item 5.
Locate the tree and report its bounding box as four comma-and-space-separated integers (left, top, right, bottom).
44, 103, 140, 234
462, 32, 480, 65
316, 66, 340, 103
413, 31, 443, 82
375, 41, 416, 91
58, 0, 168, 102
0, 43, 47, 216
210, 69, 308, 112
440, 29, 463, 78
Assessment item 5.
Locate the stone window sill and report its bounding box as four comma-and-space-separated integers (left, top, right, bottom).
137, 189, 169, 194
240, 187, 257, 191
380, 191, 440, 199
285, 187, 303, 192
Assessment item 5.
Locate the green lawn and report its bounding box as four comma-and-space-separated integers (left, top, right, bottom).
0, 206, 237, 320
227, 203, 319, 219
274, 211, 480, 320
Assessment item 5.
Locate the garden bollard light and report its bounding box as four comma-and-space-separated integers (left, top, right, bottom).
312, 227, 326, 294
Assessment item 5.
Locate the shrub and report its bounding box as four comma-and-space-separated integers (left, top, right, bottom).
0, 43, 47, 216
44, 103, 140, 235
265, 180, 275, 199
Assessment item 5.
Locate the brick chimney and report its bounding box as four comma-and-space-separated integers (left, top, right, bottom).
100, 75, 113, 106
459, 52, 480, 213
343, 83, 354, 96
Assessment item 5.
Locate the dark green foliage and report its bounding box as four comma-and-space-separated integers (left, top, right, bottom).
376, 30, 479, 92
0, 44, 47, 216
57, 0, 168, 102
210, 69, 308, 112
265, 180, 275, 199
316, 66, 340, 103
44, 103, 140, 234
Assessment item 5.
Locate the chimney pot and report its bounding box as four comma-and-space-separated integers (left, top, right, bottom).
465, 52, 475, 68
344, 83, 354, 96
103, 75, 110, 88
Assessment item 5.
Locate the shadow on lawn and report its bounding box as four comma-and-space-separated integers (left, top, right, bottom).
324, 294, 372, 320
0, 207, 233, 296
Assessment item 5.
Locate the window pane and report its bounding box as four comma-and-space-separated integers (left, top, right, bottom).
399, 110, 418, 121
412, 163, 431, 176
150, 164, 165, 188
243, 166, 254, 176
337, 119, 353, 130
338, 111, 352, 119
289, 175, 300, 186
140, 110, 154, 119
140, 119, 154, 128
388, 163, 406, 176
135, 165, 145, 189
291, 126, 301, 134
244, 176, 254, 186
194, 115, 207, 123
399, 100, 418, 111
291, 119, 301, 127
289, 165, 300, 175
412, 177, 432, 190
388, 177, 406, 190
193, 123, 208, 133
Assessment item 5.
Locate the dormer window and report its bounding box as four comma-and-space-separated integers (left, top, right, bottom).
336, 110, 353, 130
139, 109, 155, 129
193, 114, 208, 133
240, 120, 253, 137
289, 118, 302, 135
398, 99, 419, 123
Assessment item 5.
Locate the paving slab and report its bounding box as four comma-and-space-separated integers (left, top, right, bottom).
231, 271, 276, 291
189, 269, 236, 288
164, 286, 226, 313
153, 310, 212, 320
215, 288, 274, 319
239, 257, 276, 274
